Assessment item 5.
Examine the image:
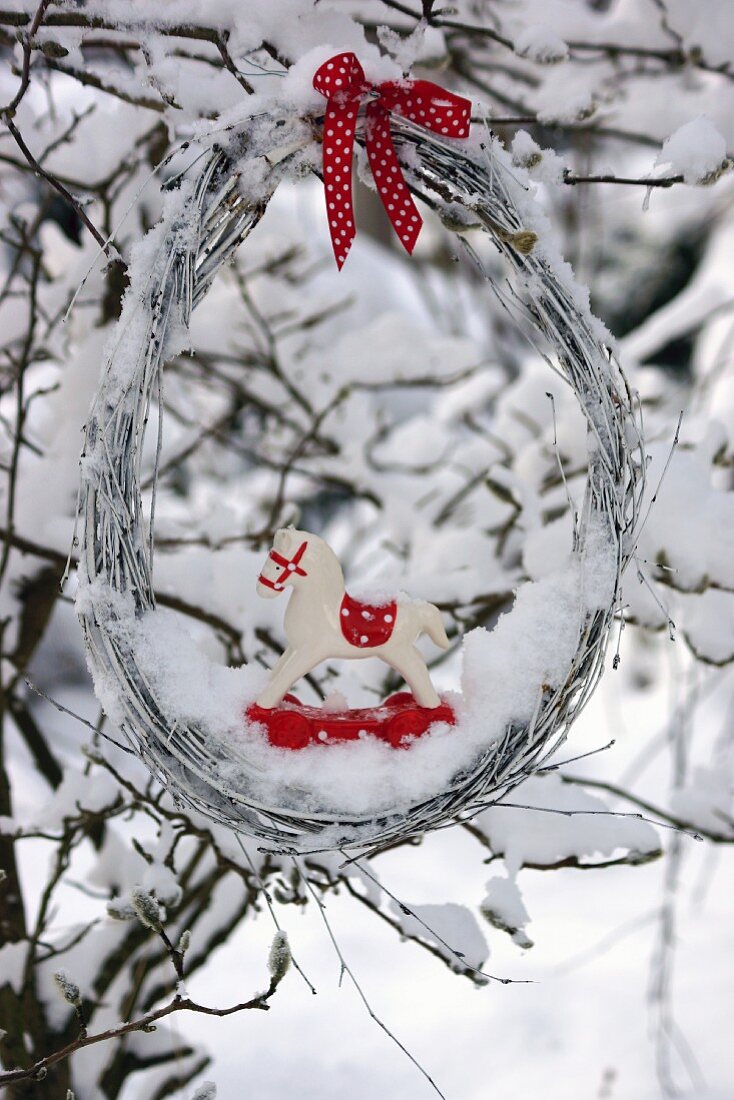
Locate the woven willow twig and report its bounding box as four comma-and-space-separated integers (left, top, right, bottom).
77, 112, 646, 855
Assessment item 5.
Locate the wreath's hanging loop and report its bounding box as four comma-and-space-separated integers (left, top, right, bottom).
313, 52, 472, 267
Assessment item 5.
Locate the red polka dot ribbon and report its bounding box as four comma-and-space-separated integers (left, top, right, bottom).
313, 53, 472, 269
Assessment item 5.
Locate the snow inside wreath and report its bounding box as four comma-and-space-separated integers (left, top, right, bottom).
76, 51, 645, 852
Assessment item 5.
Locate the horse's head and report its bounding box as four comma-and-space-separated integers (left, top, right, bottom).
256, 527, 311, 599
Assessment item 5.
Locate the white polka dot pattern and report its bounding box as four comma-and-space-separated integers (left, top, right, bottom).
313, 52, 472, 270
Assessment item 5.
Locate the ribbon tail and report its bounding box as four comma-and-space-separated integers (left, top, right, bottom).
365, 102, 422, 256
321, 97, 359, 270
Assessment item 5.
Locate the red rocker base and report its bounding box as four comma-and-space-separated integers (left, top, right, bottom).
247, 692, 455, 751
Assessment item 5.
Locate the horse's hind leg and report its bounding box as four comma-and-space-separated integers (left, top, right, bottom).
384, 645, 441, 709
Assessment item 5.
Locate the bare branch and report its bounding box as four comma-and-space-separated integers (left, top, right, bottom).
0, 985, 279, 1088
561, 775, 734, 845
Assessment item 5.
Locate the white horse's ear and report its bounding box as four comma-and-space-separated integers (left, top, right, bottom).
273, 528, 289, 550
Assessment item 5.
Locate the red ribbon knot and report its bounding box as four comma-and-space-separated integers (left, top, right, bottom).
313, 53, 472, 269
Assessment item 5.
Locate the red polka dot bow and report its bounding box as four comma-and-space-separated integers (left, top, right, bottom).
313, 53, 472, 269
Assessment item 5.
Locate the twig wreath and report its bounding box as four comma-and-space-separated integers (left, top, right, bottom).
76, 53, 646, 855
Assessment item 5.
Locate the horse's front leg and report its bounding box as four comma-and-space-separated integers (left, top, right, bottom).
268, 646, 293, 680
256, 646, 324, 708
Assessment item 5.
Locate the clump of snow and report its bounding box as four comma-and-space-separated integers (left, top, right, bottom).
324, 312, 480, 389
389, 900, 488, 973
192, 1083, 217, 1100
511, 130, 543, 170
537, 86, 596, 125
514, 25, 569, 65
670, 768, 733, 835
637, 447, 734, 592
532, 63, 598, 125
523, 516, 573, 580
344, 585, 404, 607
511, 131, 567, 185
656, 117, 730, 186
678, 590, 734, 666
107, 897, 137, 922
142, 862, 182, 909
480, 876, 533, 948
378, 21, 448, 71
663, 0, 734, 68
123, 608, 268, 740
320, 691, 350, 712
461, 570, 581, 722
475, 774, 660, 874
371, 415, 453, 468
24, 763, 121, 831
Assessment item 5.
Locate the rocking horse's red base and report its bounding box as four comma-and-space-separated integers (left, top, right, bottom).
247, 692, 455, 751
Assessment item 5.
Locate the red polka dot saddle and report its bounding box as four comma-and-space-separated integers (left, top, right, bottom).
339, 592, 397, 648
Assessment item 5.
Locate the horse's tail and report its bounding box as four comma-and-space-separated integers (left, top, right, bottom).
420, 602, 450, 650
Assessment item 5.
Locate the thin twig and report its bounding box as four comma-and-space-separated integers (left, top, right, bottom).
294, 856, 447, 1100
561, 775, 734, 844
342, 853, 531, 985
564, 171, 685, 188
3, 117, 115, 256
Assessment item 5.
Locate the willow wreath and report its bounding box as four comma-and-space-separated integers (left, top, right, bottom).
77, 98, 645, 855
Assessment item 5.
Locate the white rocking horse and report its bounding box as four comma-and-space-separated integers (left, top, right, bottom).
256, 527, 449, 710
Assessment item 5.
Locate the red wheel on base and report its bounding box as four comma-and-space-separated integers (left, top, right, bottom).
268, 710, 311, 750
384, 708, 432, 747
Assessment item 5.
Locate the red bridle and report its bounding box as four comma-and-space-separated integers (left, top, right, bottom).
258, 540, 309, 592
